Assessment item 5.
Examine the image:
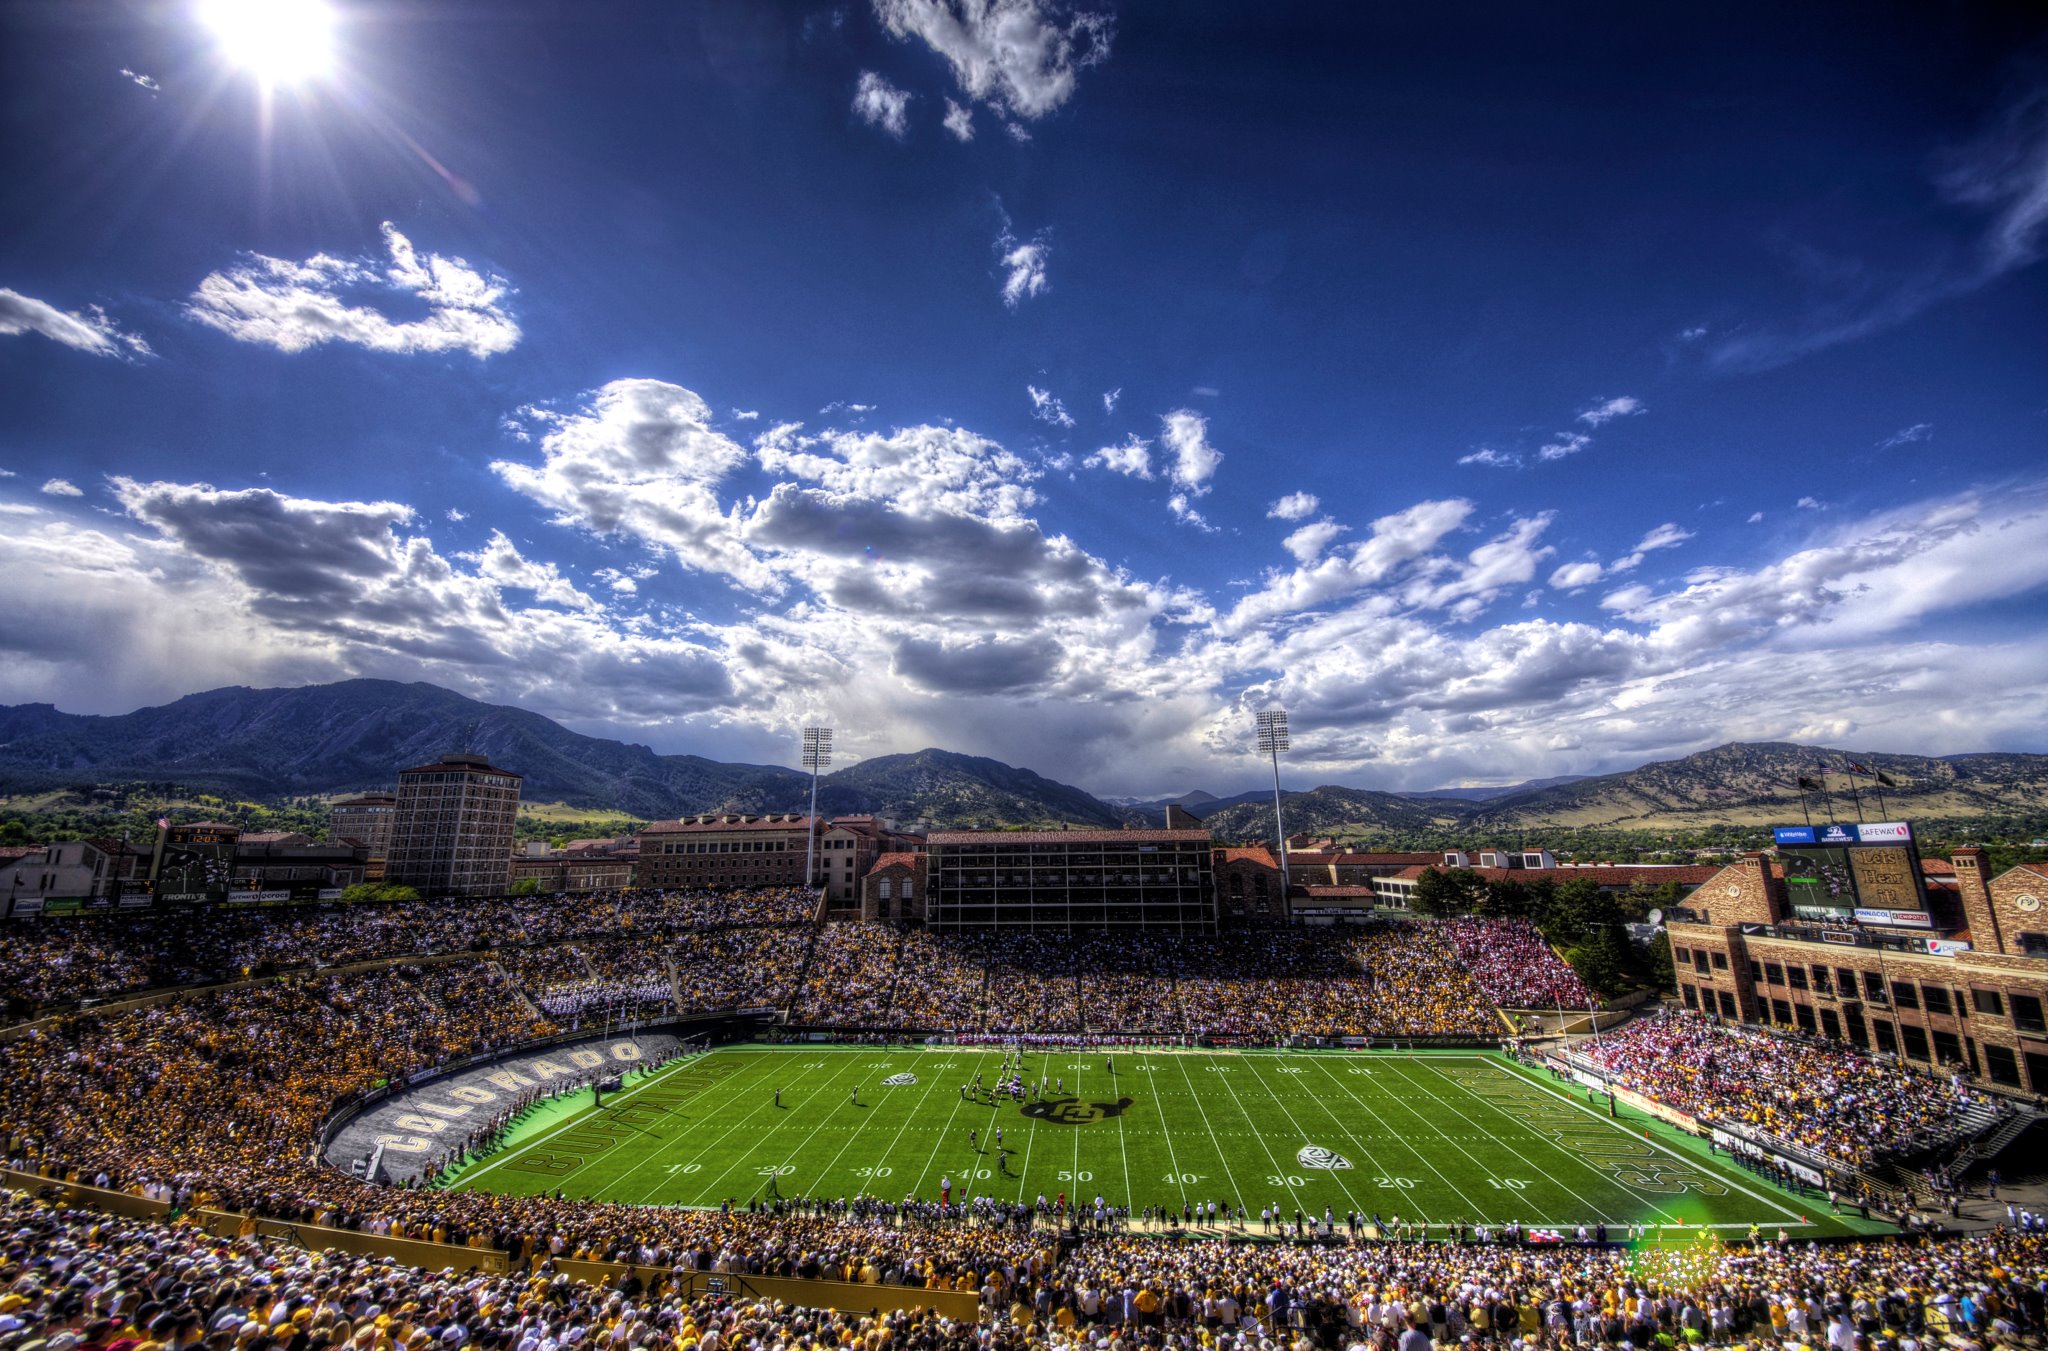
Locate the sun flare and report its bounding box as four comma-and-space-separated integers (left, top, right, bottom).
198, 0, 337, 87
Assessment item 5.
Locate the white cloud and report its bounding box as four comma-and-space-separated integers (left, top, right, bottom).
445, 508, 467, 522
120, 67, 159, 91
1004, 120, 1032, 142
1266, 491, 1318, 521
1101, 387, 1120, 413
1878, 422, 1933, 449
1546, 521, 1692, 592
492, 379, 768, 589
731, 408, 761, 421
1537, 432, 1591, 462
1026, 384, 1074, 428
998, 235, 1049, 306
1084, 435, 1152, 479
853, 71, 913, 138
41, 479, 84, 497
1282, 519, 1346, 564
942, 97, 975, 140
1747, 511, 1765, 524
1679, 325, 1708, 341
1548, 560, 1606, 591
1577, 395, 1645, 426
186, 223, 518, 358
1159, 410, 1222, 492
756, 420, 1041, 522
1167, 493, 1216, 532
873, 0, 1113, 120
0, 288, 150, 357
1217, 498, 1475, 635
460, 531, 600, 612
1796, 496, 1826, 510
1457, 448, 1520, 469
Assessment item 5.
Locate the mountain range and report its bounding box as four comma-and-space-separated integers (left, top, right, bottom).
0, 680, 2042, 835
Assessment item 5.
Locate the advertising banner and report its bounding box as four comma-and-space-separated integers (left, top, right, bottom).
1772, 826, 1818, 846
226, 889, 292, 904
1853, 908, 1933, 929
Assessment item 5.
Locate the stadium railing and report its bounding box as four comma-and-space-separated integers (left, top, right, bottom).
0, 1169, 509, 1274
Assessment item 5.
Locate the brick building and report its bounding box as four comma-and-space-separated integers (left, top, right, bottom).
329, 794, 397, 861
384, 753, 522, 898
1668, 846, 2048, 1094
637, 814, 820, 892
860, 851, 927, 921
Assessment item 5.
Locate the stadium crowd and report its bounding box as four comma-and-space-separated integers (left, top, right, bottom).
1578, 1010, 1984, 1168
0, 889, 818, 1022
0, 1181, 2042, 1351
1439, 919, 1592, 1011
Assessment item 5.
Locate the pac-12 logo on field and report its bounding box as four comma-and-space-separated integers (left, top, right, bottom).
1297, 1145, 1352, 1170
881, 1072, 918, 1086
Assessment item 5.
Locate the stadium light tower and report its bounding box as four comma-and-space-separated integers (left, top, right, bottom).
802, 726, 833, 890
1255, 708, 1291, 901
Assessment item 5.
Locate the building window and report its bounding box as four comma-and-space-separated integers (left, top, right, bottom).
1764, 963, 1785, 985
1985, 1044, 2022, 1086
1972, 989, 2004, 1017
1681, 984, 1698, 1009
1711, 951, 1728, 970
1922, 986, 1951, 1017
1893, 981, 1919, 1010
1717, 991, 1736, 1018
1786, 965, 1808, 991
1863, 971, 1887, 1003
877, 880, 892, 899
2012, 993, 2045, 1033
1900, 1024, 1931, 1061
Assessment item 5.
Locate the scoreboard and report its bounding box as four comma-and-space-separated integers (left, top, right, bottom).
1772, 821, 1930, 928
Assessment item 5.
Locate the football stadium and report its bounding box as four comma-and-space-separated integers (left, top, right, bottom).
2, 885, 2042, 1351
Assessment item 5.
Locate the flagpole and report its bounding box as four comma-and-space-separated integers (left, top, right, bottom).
1841, 761, 1865, 824
1815, 765, 1839, 824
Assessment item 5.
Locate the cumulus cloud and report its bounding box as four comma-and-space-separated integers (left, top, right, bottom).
873, 0, 1113, 120
1282, 519, 1346, 564
492, 379, 767, 589
998, 235, 1049, 306
1578, 395, 1644, 426
853, 70, 913, 137
1026, 384, 1074, 428
1167, 493, 1216, 532
1084, 435, 1152, 479
187, 223, 518, 358
1267, 491, 1318, 521
1101, 387, 1120, 413
942, 97, 975, 140
0, 288, 150, 357
1547, 521, 1692, 591
41, 479, 85, 497
1160, 410, 1222, 491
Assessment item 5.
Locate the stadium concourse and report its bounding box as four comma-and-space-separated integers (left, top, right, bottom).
0, 891, 2041, 1350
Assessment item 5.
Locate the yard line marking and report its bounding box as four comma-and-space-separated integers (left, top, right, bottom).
597, 1050, 829, 1203
1237, 1053, 1373, 1223
1392, 1056, 1653, 1227
909, 1049, 996, 1202
1112, 1056, 1134, 1211
806, 1041, 950, 1197
1479, 1057, 1804, 1223
1171, 1054, 1257, 1214
454, 1050, 738, 1189
1146, 1056, 1195, 1210
1294, 1056, 1474, 1228
682, 1050, 866, 1202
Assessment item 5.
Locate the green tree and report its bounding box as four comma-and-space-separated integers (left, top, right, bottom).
508, 876, 546, 897
1412, 866, 1487, 917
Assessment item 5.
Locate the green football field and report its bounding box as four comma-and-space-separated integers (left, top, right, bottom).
442, 1045, 1882, 1241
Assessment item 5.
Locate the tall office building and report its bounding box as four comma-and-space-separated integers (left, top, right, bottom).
385, 753, 522, 897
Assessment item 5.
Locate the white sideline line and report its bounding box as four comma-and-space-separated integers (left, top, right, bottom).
1474, 1057, 1803, 1223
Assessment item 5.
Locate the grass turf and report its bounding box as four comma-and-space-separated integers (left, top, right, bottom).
441, 1045, 1889, 1242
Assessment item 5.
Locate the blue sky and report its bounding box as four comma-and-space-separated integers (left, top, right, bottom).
2, 0, 2046, 797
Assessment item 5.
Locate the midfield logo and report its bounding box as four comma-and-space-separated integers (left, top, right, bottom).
1020, 1096, 1134, 1126
881, 1072, 918, 1086
1297, 1145, 1352, 1170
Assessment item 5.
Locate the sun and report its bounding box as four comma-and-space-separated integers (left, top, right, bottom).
198, 0, 338, 88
